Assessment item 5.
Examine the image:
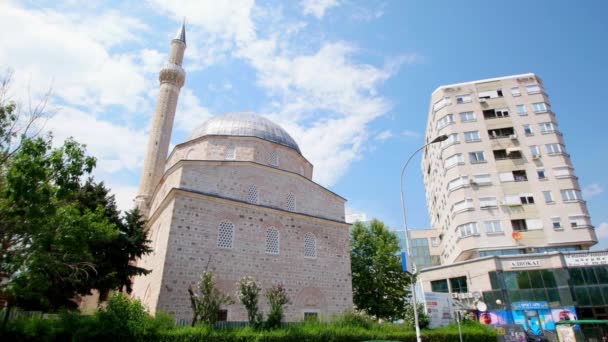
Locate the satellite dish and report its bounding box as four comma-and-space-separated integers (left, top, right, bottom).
476, 301, 488, 312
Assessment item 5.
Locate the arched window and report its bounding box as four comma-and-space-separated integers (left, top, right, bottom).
268, 150, 278, 167
185, 148, 194, 159
304, 233, 316, 258
266, 228, 280, 255
286, 192, 296, 212
247, 185, 259, 204
224, 144, 236, 160
217, 221, 234, 249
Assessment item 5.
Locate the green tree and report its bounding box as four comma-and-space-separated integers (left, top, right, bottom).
350, 219, 410, 321
72, 180, 151, 301
0, 137, 117, 310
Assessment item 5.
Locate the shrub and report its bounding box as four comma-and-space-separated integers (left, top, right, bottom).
237, 276, 263, 328
190, 271, 234, 326
264, 283, 290, 329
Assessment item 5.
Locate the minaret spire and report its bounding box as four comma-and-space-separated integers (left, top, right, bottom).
175, 18, 186, 44
135, 23, 187, 217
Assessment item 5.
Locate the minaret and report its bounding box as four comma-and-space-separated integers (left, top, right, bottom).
135, 22, 186, 217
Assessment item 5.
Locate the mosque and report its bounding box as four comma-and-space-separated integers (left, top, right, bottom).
131, 23, 353, 323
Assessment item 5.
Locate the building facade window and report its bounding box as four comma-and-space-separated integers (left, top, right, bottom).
484, 220, 503, 234
546, 143, 564, 155
431, 279, 449, 293
464, 131, 480, 142
225, 145, 236, 160
460, 111, 476, 122
304, 232, 316, 258
520, 195, 535, 205
450, 276, 468, 293
523, 124, 533, 135
473, 173, 492, 185
247, 185, 259, 204
511, 87, 521, 96
453, 198, 474, 213
447, 176, 469, 191
561, 189, 582, 202
530, 145, 541, 158
540, 122, 556, 133
479, 197, 498, 208
436, 114, 455, 130
433, 97, 451, 112
444, 153, 464, 168
517, 104, 526, 115
526, 84, 541, 94
569, 215, 590, 228
441, 133, 459, 148
469, 151, 486, 163
554, 166, 573, 178
552, 217, 562, 229
456, 94, 472, 104
543, 191, 554, 203
533, 102, 548, 113
458, 222, 478, 238
217, 221, 234, 249
286, 192, 296, 211
266, 228, 280, 255
537, 169, 546, 180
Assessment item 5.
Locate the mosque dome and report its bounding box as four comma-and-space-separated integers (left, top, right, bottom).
187, 112, 301, 153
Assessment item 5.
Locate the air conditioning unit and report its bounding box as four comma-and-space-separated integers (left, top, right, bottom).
509, 134, 518, 140
469, 179, 477, 185
532, 154, 541, 160
479, 98, 486, 103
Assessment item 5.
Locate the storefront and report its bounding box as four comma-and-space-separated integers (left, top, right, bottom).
418, 250, 608, 338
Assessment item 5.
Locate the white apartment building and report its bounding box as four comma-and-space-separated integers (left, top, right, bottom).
421, 73, 597, 265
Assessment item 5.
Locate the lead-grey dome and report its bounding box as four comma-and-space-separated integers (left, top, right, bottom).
187, 112, 301, 153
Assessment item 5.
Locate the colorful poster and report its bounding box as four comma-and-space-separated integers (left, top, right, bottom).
478, 311, 509, 325
551, 307, 577, 323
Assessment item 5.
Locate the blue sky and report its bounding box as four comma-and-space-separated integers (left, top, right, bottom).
2, 0, 607, 246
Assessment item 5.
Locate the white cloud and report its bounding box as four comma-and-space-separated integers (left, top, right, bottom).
301, 0, 340, 19
174, 87, 213, 133
401, 130, 422, 139
583, 183, 604, 198
46, 107, 148, 174
110, 184, 139, 213
0, 2, 150, 111
375, 130, 393, 141
148, 1, 410, 186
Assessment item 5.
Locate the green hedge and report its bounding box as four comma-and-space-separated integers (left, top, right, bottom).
0, 294, 496, 341
157, 323, 496, 342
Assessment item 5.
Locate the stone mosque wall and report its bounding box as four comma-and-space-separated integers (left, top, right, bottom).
151, 190, 352, 323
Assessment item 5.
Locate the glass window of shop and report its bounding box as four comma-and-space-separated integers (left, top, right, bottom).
569, 266, 608, 308
431, 279, 449, 293
486, 269, 573, 308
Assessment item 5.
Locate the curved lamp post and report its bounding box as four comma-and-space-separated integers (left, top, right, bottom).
400, 134, 448, 342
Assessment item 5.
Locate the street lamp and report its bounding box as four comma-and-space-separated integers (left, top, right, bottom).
400, 134, 448, 342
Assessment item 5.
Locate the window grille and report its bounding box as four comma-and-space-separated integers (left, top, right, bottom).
225, 145, 236, 160
286, 192, 296, 211
268, 151, 278, 167
217, 221, 234, 248
247, 185, 259, 204
304, 233, 316, 258
266, 228, 280, 255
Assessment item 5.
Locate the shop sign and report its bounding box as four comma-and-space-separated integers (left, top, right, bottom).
508, 259, 542, 269
511, 301, 548, 310
424, 292, 453, 329
565, 252, 608, 267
